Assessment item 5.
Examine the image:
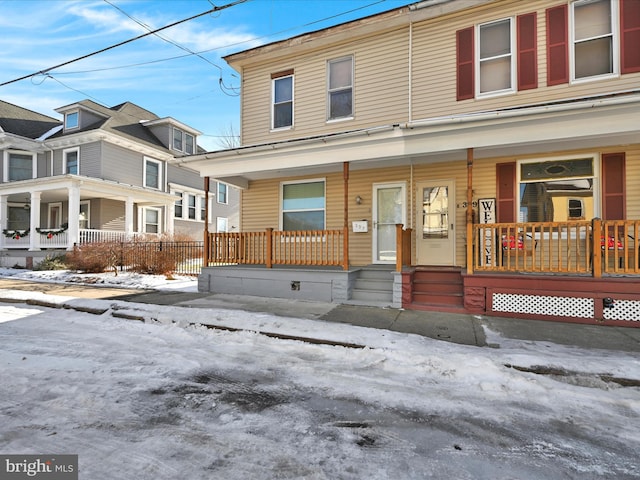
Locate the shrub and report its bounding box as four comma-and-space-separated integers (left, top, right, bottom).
65, 242, 121, 274
35, 254, 68, 271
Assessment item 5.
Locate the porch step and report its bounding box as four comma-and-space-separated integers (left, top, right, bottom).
351, 266, 394, 303
409, 267, 464, 309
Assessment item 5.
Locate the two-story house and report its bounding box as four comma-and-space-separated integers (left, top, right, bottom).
185, 0, 640, 326
0, 99, 239, 268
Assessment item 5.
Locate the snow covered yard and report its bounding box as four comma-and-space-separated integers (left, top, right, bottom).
0, 269, 639, 479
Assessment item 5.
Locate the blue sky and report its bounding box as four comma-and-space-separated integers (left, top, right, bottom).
1, 0, 409, 150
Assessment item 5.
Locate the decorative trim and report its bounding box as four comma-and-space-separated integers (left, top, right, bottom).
3, 229, 29, 239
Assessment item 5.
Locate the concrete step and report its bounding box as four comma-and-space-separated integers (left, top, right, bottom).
354, 278, 393, 292
351, 289, 393, 302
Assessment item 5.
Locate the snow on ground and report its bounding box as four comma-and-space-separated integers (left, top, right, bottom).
0, 269, 639, 479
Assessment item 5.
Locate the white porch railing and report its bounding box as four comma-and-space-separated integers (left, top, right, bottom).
1, 229, 152, 250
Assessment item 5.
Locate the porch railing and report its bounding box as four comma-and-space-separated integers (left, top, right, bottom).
470, 219, 640, 276
207, 228, 347, 269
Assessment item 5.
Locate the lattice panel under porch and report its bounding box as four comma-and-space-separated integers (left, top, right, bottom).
492, 293, 594, 318
602, 299, 640, 322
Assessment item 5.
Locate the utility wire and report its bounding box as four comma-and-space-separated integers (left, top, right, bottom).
0, 0, 248, 88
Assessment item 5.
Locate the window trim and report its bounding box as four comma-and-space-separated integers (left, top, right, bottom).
4, 150, 36, 182
143, 157, 163, 190
141, 206, 161, 234
173, 191, 183, 219
216, 216, 228, 233
327, 55, 354, 122
271, 70, 294, 131
217, 182, 228, 204
569, 0, 619, 84
63, 147, 80, 175
475, 17, 516, 98
516, 153, 601, 222
279, 178, 326, 231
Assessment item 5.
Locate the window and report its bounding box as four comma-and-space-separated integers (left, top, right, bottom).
79, 202, 90, 229
327, 56, 353, 120
571, 0, 617, 80
519, 157, 595, 222
281, 180, 325, 230
173, 128, 183, 151
185, 133, 194, 154
200, 197, 207, 221
8, 152, 34, 181
174, 192, 183, 218
7, 206, 29, 230
64, 148, 79, 175
478, 18, 514, 95
173, 128, 195, 153
272, 71, 293, 129
65, 111, 78, 129
143, 207, 160, 234
217, 217, 228, 233
187, 194, 196, 220
144, 158, 162, 190
217, 182, 228, 204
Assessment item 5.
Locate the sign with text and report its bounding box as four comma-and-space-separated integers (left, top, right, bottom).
0, 455, 77, 480
478, 198, 496, 266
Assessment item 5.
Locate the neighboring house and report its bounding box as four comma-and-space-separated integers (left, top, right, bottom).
0, 99, 238, 267
184, 0, 640, 326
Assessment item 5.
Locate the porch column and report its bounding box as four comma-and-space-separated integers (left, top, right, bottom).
166, 201, 175, 236
343, 162, 349, 271
466, 148, 474, 225
203, 177, 210, 267
124, 196, 134, 238
28, 191, 42, 251
67, 185, 80, 250
0, 195, 7, 250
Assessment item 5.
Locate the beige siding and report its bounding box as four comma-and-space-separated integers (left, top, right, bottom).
241, 28, 410, 145
412, 0, 640, 120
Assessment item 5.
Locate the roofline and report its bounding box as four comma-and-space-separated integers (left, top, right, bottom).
141, 117, 203, 136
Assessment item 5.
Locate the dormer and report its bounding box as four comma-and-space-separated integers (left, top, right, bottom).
55, 102, 109, 133
141, 118, 201, 156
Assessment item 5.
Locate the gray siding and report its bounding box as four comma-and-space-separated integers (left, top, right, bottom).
147, 124, 171, 150
79, 142, 101, 178
167, 164, 203, 191
101, 142, 156, 188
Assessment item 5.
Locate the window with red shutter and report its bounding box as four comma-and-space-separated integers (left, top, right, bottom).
546, 4, 569, 85
517, 12, 537, 91
496, 163, 516, 223
456, 27, 474, 101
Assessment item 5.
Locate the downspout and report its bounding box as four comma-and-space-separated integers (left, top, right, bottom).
408, 21, 413, 123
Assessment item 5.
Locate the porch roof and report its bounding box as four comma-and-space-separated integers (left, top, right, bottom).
181, 90, 640, 189
0, 174, 177, 207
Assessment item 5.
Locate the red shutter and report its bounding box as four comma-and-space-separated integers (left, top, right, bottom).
602, 153, 626, 220
621, 0, 640, 74
517, 13, 538, 91
496, 162, 516, 223
456, 27, 474, 101
546, 5, 568, 86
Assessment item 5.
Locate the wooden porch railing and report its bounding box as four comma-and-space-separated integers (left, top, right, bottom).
207, 228, 347, 269
470, 219, 640, 276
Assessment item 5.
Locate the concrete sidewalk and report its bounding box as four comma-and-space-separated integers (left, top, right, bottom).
1, 278, 639, 352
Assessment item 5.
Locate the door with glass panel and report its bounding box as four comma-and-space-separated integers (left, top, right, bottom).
372, 183, 406, 264
416, 180, 455, 265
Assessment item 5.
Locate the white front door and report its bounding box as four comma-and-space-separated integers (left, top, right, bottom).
372, 182, 406, 264
416, 180, 456, 265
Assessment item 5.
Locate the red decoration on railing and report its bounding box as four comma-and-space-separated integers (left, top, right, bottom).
601, 236, 623, 249
502, 235, 524, 250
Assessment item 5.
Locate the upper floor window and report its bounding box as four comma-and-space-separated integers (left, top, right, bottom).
187, 194, 197, 220
217, 182, 228, 204
478, 18, 515, 95
173, 127, 195, 154
327, 56, 353, 120
6, 152, 35, 181
64, 148, 79, 175
272, 70, 294, 129
65, 111, 79, 130
144, 157, 162, 190
174, 192, 183, 218
571, 0, 618, 81
281, 179, 325, 230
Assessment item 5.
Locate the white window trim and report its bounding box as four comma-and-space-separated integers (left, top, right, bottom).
143, 157, 163, 190
216, 216, 228, 233
63, 147, 80, 175
516, 153, 601, 221
217, 182, 228, 205
64, 110, 79, 130
172, 190, 183, 219
569, 0, 619, 84
4, 150, 37, 182
79, 201, 91, 230
271, 74, 294, 131
475, 17, 516, 99
326, 55, 354, 122
185, 133, 195, 154
140, 206, 162, 234
279, 178, 326, 231
48, 202, 63, 229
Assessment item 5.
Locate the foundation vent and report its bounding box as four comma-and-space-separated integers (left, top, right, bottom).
492, 293, 594, 318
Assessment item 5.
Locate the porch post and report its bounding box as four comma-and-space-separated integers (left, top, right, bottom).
166, 201, 175, 236
124, 196, 134, 239
67, 185, 80, 250
203, 177, 210, 267
0, 195, 7, 250
592, 217, 602, 278
466, 148, 474, 273
28, 191, 42, 251
343, 162, 349, 271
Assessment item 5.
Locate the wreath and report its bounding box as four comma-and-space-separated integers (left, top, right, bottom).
3, 229, 29, 240
36, 226, 68, 239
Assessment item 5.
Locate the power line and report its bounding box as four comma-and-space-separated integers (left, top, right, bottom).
0, 0, 248, 88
